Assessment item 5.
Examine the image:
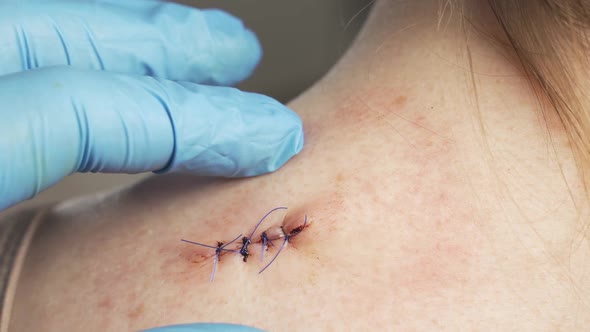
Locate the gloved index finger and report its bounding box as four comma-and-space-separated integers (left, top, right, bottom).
0, 67, 303, 211
0, 0, 261, 85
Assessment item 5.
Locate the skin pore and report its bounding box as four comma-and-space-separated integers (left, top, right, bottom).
8, 0, 590, 331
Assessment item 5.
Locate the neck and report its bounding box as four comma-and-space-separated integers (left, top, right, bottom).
127, 0, 585, 236
293, 0, 516, 127
288, 0, 585, 226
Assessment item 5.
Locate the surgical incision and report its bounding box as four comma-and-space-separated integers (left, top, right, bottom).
180, 207, 309, 281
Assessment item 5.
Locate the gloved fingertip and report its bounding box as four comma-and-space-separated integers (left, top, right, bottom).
260, 103, 304, 174
201, 9, 262, 85
141, 323, 265, 332
155, 84, 304, 177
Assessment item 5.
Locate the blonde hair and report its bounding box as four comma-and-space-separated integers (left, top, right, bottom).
479, 0, 590, 193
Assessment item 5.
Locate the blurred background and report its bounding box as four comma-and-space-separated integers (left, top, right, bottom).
1, 0, 373, 217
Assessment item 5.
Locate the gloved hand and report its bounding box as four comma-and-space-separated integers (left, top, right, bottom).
0, 0, 304, 213
143, 323, 264, 332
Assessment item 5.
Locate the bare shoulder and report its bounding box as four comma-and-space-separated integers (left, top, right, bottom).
7, 162, 590, 331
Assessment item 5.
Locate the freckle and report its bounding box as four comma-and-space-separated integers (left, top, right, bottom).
97, 297, 113, 310
394, 95, 407, 107
127, 303, 145, 321
335, 173, 345, 183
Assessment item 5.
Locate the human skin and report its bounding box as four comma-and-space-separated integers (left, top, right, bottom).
9, 1, 590, 331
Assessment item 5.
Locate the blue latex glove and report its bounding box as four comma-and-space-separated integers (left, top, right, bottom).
0, 0, 304, 212
143, 323, 264, 332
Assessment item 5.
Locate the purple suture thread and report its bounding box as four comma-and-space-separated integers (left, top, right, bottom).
239, 206, 287, 262
259, 215, 308, 274
181, 233, 242, 282
260, 231, 274, 262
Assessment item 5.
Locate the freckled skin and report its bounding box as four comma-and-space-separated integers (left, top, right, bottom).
8, 3, 590, 330
9, 75, 587, 330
